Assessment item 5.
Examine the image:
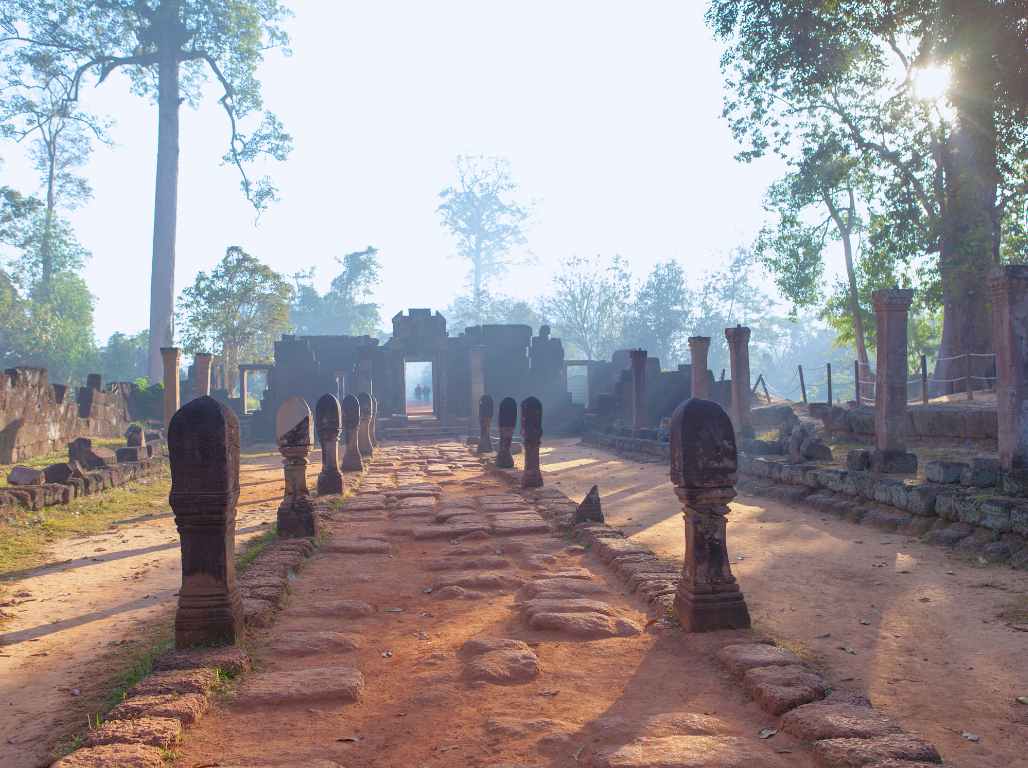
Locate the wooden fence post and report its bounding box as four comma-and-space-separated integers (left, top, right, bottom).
798, 365, 807, 403
921, 355, 928, 405
854, 360, 860, 404
826, 363, 833, 405
965, 353, 973, 401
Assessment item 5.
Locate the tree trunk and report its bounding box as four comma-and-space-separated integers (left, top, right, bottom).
931, 38, 999, 395
38, 139, 58, 300
147, 6, 181, 382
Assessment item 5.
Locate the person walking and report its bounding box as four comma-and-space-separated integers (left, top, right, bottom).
414, 384, 423, 402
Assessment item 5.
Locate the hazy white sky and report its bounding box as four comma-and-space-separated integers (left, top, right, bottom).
2, 1, 788, 341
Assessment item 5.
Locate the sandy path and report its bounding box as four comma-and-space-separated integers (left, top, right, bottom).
539, 438, 1028, 768
0, 448, 301, 768
175, 442, 813, 768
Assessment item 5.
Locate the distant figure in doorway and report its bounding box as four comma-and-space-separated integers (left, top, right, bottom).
414, 384, 423, 402
424, 385, 431, 402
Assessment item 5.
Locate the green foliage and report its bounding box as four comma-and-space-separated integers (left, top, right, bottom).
99, 331, 149, 382
290, 247, 382, 336
542, 255, 632, 360
438, 155, 531, 325
445, 290, 545, 333
623, 260, 689, 368
177, 245, 292, 375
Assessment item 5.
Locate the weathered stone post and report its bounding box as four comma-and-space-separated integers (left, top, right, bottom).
369, 394, 379, 447
238, 367, 249, 412
357, 392, 374, 458
629, 349, 648, 434
315, 393, 343, 495
521, 396, 544, 488
991, 266, 1028, 474
168, 396, 244, 648
670, 398, 751, 632
275, 396, 318, 538
340, 394, 364, 472
871, 289, 918, 473
86, 373, 102, 391
496, 397, 517, 468
724, 326, 753, 438
161, 347, 181, 429
688, 336, 711, 399
193, 353, 213, 398
478, 394, 495, 453
469, 346, 486, 422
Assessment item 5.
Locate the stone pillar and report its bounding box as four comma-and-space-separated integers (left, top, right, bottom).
354, 351, 374, 397
469, 346, 486, 421
629, 349, 648, 434
275, 396, 318, 538
496, 397, 517, 468
86, 373, 102, 391
161, 347, 182, 429
315, 393, 343, 495
991, 266, 1028, 472
688, 336, 711, 399
521, 396, 543, 488
168, 395, 244, 648
724, 326, 753, 438
670, 398, 750, 633
369, 394, 379, 447
871, 289, 917, 474
436, 355, 450, 424
193, 353, 213, 398
239, 368, 249, 413
357, 392, 374, 457
340, 394, 363, 472
478, 394, 494, 453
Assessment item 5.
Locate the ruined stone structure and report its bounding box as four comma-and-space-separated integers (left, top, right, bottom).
478, 394, 494, 453
670, 397, 751, 632
0, 367, 134, 464
629, 349, 649, 434
725, 326, 753, 438
521, 396, 544, 488
990, 266, 1028, 475
871, 290, 918, 474
688, 337, 712, 399
315, 393, 343, 495
275, 396, 318, 538
168, 396, 244, 648
496, 396, 517, 468
161, 347, 182, 428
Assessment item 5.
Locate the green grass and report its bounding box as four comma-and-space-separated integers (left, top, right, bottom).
0, 437, 124, 487
236, 528, 277, 573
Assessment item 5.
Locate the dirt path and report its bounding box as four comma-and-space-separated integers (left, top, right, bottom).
0, 448, 302, 768
175, 441, 811, 768
538, 438, 1028, 768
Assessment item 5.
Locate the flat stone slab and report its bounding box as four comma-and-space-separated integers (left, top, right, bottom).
128, 668, 218, 698
270, 631, 361, 656
290, 599, 375, 618
323, 537, 392, 554
521, 578, 610, 597
520, 598, 620, 618
595, 735, 791, 767
435, 506, 479, 522
236, 667, 365, 707
464, 646, 540, 685
593, 712, 730, 739
413, 522, 490, 540
528, 611, 641, 638
717, 643, 803, 677
460, 637, 532, 657
397, 496, 437, 508
107, 693, 209, 725
51, 744, 166, 768
244, 597, 277, 627
153, 646, 251, 676
84, 716, 182, 749
742, 664, 827, 715
424, 556, 511, 571
811, 734, 941, 767
781, 702, 904, 741
491, 519, 549, 535
435, 572, 521, 590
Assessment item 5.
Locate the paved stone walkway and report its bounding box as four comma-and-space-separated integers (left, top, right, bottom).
173, 441, 814, 768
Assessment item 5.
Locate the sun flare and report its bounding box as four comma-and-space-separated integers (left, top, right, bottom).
912, 64, 952, 103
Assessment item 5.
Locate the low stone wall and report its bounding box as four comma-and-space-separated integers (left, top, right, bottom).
581, 431, 670, 460
813, 403, 998, 442
0, 367, 135, 463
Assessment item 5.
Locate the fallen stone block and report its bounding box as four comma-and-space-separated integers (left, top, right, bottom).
84, 716, 182, 749
780, 701, 903, 741
717, 643, 803, 678
811, 734, 941, 767
50, 743, 166, 768
464, 647, 540, 684
528, 611, 640, 638
106, 693, 209, 725
127, 668, 218, 698
152, 646, 250, 676
742, 664, 827, 715
596, 735, 790, 768
7, 465, 44, 486
925, 461, 965, 484
236, 667, 364, 707
270, 631, 361, 656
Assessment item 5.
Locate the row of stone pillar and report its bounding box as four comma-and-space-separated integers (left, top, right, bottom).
476, 394, 544, 488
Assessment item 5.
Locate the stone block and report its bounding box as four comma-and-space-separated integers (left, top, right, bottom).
236, 667, 364, 707
978, 497, 1013, 532
7, 465, 44, 486
925, 461, 966, 484
717, 643, 802, 678
811, 734, 941, 767
84, 716, 182, 749
862, 507, 912, 532
871, 449, 918, 474
874, 479, 904, 505
1011, 502, 1028, 536
781, 702, 902, 741
903, 484, 938, 516
116, 446, 143, 464
50, 744, 166, 768
961, 457, 999, 487
742, 664, 827, 715
597, 735, 791, 768
924, 522, 974, 548
802, 438, 834, 462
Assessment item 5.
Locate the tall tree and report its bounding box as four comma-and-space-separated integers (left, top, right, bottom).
290, 246, 382, 336
437, 155, 531, 325
623, 260, 690, 369
5, 0, 293, 380
542, 255, 631, 360
177, 246, 292, 392
445, 290, 545, 332
708, 0, 1028, 388
99, 330, 149, 382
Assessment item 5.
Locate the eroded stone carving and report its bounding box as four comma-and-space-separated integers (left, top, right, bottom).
275, 396, 318, 538
341, 394, 363, 472
478, 394, 495, 454
315, 393, 343, 495
357, 392, 374, 458
496, 397, 517, 468
521, 396, 543, 488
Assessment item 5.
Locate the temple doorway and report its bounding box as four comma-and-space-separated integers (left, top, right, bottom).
405, 361, 434, 416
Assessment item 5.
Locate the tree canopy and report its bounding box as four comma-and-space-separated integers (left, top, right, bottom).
290, 247, 382, 337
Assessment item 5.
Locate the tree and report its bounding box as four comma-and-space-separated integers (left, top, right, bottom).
99, 330, 149, 382
541, 255, 631, 360
1, 48, 109, 297
445, 290, 545, 332
707, 0, 1028, 388
623, 260, 690, 368
5, 0, 293, 380
437, 155, 531, 325
177, 246, 292, 391
290, 247, 382, 336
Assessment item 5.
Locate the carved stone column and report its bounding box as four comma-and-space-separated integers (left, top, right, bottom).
629, 349, 648, 434
193, 353, 213, 398
161, 347, 181, 429
469, 346, 486, 422
871, 289, 917, 474
724, 326, 753, 438
496, 397, 517, 468
275, 396, 318, 538
991, 266, 1028, 473
357, 392, 374, 458
369, 394, 379, 447
521, 396, 544, 488
168, 396, 244, 648
688, 336, 711, 399
239, 367, 249, 413
670, 398, 750, 633
315, 393, 343, 495
478, 394, 495, 453
340, 394, 364, 472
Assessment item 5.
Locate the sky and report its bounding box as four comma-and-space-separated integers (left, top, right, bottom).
2, 1, 789, 342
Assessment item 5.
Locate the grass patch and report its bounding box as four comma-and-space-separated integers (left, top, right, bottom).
236, 527, 277, 573
0, 438, 124, 488
0, 467, 171, 580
